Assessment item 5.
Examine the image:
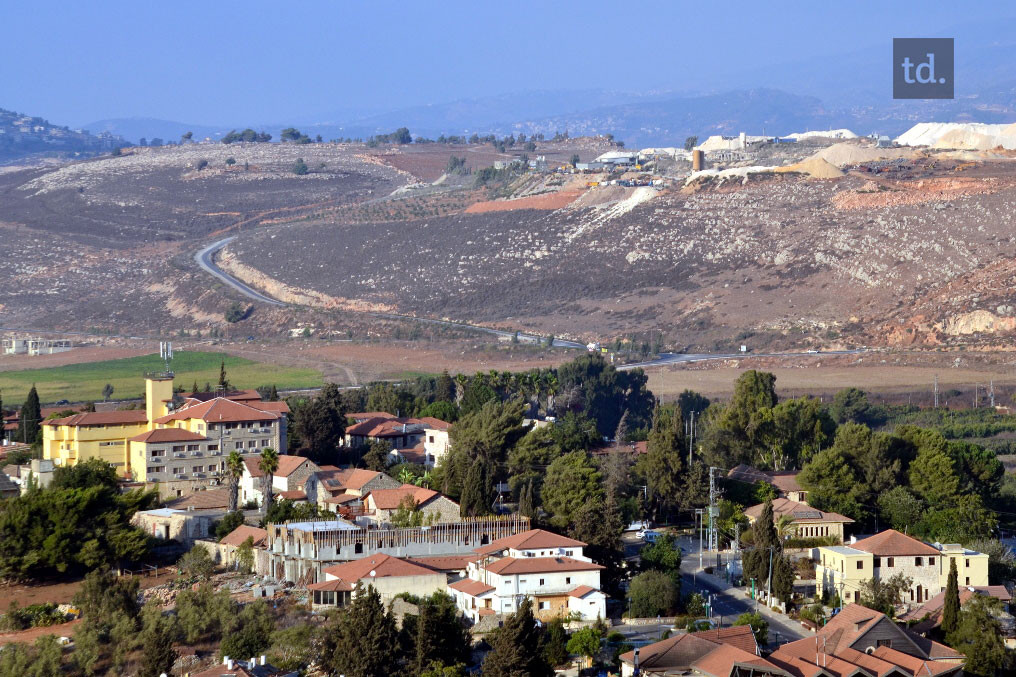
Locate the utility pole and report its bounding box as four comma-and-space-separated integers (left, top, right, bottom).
695, 508, 704, 570
708, 466, 719, 552
733, 522, 741, 554
687, 411, 696, 468
934, 374, 939, 409
990, 380, 996, 408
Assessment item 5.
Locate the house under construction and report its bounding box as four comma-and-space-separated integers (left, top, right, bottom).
259, 515, 531, 584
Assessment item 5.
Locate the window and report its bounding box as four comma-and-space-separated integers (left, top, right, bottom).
856, 560, 864, 570
247, 440, 258, 449
147, 466, 164, 474
192, 465, 203, 473
187, 444, 200, 451
151, 448, 165, 457
965, 558, 970, 568
887, 557, 894, 567
566, 577, 571, 584
874, 557, 881, 567
539, 578, 545, 586
877, 639, 892, 648
429, 435, 435, 443
915, 557, 923, 566
261, 439, 269, 447
965, 577, 970, 585
208, 444, 218, 451
172, 445, 185, 452
539, 601, 550, 610
928, 557, 935, 565
234, 441, 244, 450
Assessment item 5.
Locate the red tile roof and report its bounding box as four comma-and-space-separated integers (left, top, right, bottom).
308, 578, 355, 592
155, 398, 281, 424
324, 493, 360, 505
692, 644, 788, 677
243, 455, 315, 479
852, 529, 941, 557
321, 553, 439, 582
448, 578, 496, 596
618, 633, 723, 671
568, 585, 597, 598
744, 497, 854, 525
483, 556, 604, 575
278, 489, 307, 500
870, 646, 961, 676
899, 585, 1013, 626
692, 625, 759, 655
164, 487, 231, 510
129, 428, 208, 443
44, 410, 149, 427
346, 415, 450, 437
318, 467, 391, 492
475, 528, 586, 555
347, 411, 397, 421
366, 484, 440, 510
407, 555, 475, 573
220, 525, 268, 548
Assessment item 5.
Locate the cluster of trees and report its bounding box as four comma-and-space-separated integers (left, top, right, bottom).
221, 128, 272, 144
0, 459, 157, 579
367, 127, 412, 146
280, 127, 312, 144
687, 371, 1007, 544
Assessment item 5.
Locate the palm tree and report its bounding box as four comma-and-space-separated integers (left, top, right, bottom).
226, 450, 245, 512
454, 374, 468, 405
397, 466, 416, 485
415, 469, 433, 489
258, 447, 279, 515
776, 514, 796, 540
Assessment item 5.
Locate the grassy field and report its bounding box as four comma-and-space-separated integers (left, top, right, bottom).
0, 351, 323, 405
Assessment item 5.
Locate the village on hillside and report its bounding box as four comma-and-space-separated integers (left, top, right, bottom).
2, 351, 1015, 676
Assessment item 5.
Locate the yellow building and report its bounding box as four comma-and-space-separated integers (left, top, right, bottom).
44, 373, 174, 474
44, 372, 288, 484
815, 529, 989, 608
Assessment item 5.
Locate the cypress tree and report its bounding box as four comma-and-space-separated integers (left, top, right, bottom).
436, 370, 455, 403
519, 479, 536, 519
482, 598, 553, 677
191, 380, 199, 394
17, 385, 41, 445
217, 360, 229, 390
460, 457, 493, 517
942, 557, 960, 634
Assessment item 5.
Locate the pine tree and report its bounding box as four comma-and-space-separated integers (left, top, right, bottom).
326, 585, 398, 677
137, 619, 177, 677
414, 592, 471, 674
17, 385, 41, 445
192, 380, 200, 394
482, 598, 553, 677
942, 557, 960, 634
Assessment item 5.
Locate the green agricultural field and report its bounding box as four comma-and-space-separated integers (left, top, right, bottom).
0, 351, 323, 406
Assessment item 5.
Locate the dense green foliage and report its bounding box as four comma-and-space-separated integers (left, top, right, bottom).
627, 569, 678, 617
482, 598, 553, 677
0, 459, 156, 579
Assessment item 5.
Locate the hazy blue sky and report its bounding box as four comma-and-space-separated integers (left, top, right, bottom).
3, 1, 1014, 126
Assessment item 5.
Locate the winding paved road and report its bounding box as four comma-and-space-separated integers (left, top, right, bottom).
193, 237, 587, 348
193, 238, 867, 367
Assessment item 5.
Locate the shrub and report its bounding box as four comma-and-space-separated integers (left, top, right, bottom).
292, 158, 309, 175
196, 159, 208, 171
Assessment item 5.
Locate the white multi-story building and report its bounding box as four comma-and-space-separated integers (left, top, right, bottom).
448, 529, 606, 622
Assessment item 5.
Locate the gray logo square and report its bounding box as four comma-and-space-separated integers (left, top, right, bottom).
894, 38, 954, 99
